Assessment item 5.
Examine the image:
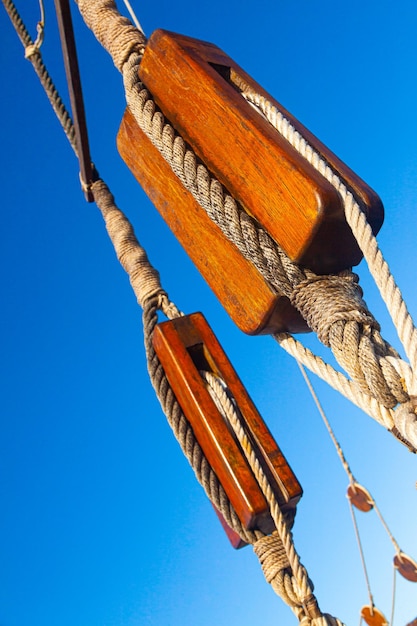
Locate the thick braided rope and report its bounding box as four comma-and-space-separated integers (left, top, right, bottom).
242, 89, 417, 444
141, 297, 262, 546
203, 371, 344, 625
2, 0, 258, 547
92, 179, 260, 546
120, 54, 417, 448
92, 178, 164, 307
75, 0, 146, 71
73, 0, 417, 446
243, 88, 417, 376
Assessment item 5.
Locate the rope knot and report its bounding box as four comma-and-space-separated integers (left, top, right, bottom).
24, 44, 40, 59
253, 532, 291, 582
76, 0, 146, 71
290, 272, 379, 346
392, 402, 417, 452
302, 594, 322, 620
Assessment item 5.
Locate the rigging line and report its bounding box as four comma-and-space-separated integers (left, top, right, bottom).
26, 0, 45, 54
54, 0, 95, 201
390, 566, 397, 626
122, 0, 145, 35
200, 370, 320, 616
296, 359, 356, 483
297, 360, 407, 555
372, 503, 401, 554
2, 0, 76, 151
349, 499, 375, 612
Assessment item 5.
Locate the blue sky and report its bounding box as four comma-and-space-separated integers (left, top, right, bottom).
1, 1, 417, 625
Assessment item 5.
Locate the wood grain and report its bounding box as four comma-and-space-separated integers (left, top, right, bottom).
152, 313, 302, 538
117, 108, 309, 334
139, 29, 384, 274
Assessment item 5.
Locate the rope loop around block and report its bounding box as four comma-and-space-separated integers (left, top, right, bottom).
119, 51, 417, 449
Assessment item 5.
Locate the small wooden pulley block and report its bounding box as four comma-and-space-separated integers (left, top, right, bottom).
360, 606, 388, 626
152, 312, 302, 541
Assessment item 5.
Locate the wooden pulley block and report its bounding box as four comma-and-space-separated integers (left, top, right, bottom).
360, 606, 388, 626
347, 482, 374, 512
137, 30, 384, 275
393, 552, 417, 582
117, 30, 383, 335
118, 108, 307, 334
152, 312, 302, 543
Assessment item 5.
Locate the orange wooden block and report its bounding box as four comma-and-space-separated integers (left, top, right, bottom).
347, 482, 374, 512
139, 29, 384, 274
152, 312, 302, 538
118, 108, 308, 334
360, 606, 388, 626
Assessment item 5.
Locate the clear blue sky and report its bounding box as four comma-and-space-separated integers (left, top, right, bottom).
1, 1, 416, 625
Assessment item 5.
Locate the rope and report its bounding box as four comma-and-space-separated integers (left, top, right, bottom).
241, 87, 417, 373
242, 88, 417, 446
390, 567, 397, 626
6, 1, 416, 620
24, 0, 44, 57
75, 0, 146, 71
2, 0, 77, 152
296, 360, 357, 482
72, 2, 417, 449
202, 370, 343, 625
120, 53, 417, 450
349, 500, 375, 612
121, 0, 145, 35
2, 0, 260, 567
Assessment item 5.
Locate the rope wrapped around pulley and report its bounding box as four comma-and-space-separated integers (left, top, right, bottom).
5, 1, 415, 622
73, 0, 417, 455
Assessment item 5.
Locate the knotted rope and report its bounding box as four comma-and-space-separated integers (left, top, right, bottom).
5, 0, 415, 621
72, 2, 417, 450
2, 0, 76, 150
202, 369, 343, 625
122, 56, 417, 449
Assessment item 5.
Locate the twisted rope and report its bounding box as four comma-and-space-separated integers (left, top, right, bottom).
75, 0, 146, 71
121, 54, 417, 448
7, 0, 414, 620
73, 0, 417, 448
202, 370, 343, 625
2, 0, 77, 151
2, 0, 260, 556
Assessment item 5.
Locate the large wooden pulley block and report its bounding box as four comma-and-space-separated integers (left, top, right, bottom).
152, 312, 302, 542
117, 30, 384, 334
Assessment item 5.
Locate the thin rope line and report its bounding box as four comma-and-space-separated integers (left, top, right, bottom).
390, 565, 397, 626
2, 0, 77, 151
121, 0, 145, 35
296, 359, 356, 482
349, 499, 375, 609
372, 504, 401, 554
33, 0, 45, 49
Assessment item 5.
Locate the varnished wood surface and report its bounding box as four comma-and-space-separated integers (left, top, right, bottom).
347, 482, 374, 512
360, 606, 388, 626
117, 108, 309, 334
152, 313, 302, 537
139, 30, 384, 274
393, 553, 417, 582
